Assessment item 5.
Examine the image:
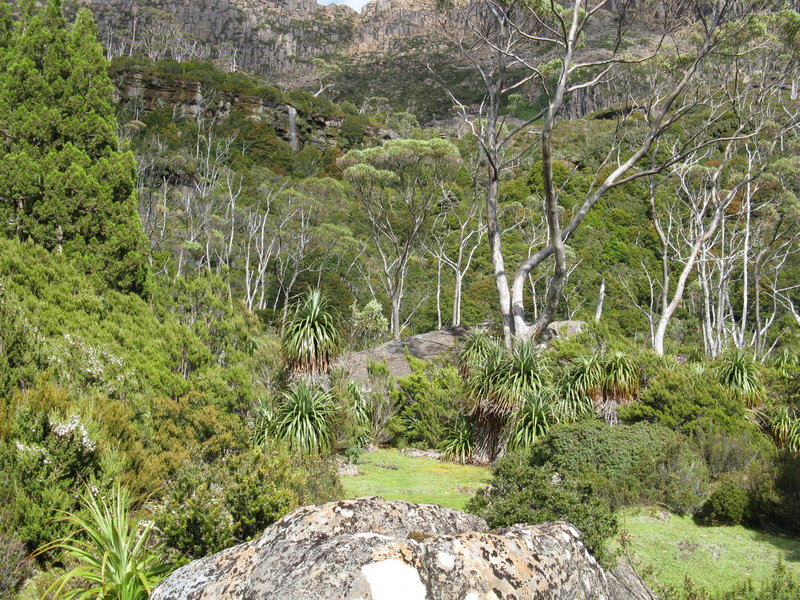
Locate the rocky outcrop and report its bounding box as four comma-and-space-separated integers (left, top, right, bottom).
151, 497, 655, 600
335, 327, 465, 385
113, 69, 349, 149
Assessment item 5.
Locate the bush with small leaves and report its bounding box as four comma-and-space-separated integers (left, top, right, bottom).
466, 455, 618, 565
156, 443, 342, 562
697, 481, 750, 526
530, 421, 708, 513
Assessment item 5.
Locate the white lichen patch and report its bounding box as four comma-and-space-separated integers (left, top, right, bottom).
353, 532, 394, 541
436, 552, 455, 571
361, 559, 426, 600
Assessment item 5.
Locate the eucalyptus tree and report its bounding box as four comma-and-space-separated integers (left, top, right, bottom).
425, 198, 486, 327
340, 139, 462, 340
435, 0, 800, 345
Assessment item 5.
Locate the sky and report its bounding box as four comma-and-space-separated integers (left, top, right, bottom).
317, 0, 371, 12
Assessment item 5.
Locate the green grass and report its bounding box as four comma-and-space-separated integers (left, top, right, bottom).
342, 452, 800, 594
341, 448, 489, 510
614, 508, 800, 594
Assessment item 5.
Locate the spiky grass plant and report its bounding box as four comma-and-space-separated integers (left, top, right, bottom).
558, 352, 638, 425
508, 388, 554, 451
466, 339, 548, 417
275, 382, 335, 455
602, 351, 639, 404
40, 484, 169, 600
464, 339, 549, 463
561, 353, 604, 405
439, 415, 474, 464
347, 380, 371, 448
770, 406, 800, 452
281, 289, 339, 377
773, 348, 798, 378
717, 348, 763, 408
457, 327, 500, 377
251, 397, 278, 447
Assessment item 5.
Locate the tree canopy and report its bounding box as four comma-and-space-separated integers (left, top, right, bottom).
0, 0, 150, 294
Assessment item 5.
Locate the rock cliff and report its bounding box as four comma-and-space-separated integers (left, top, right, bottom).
150, 496, 655, 600
74, 0, 436, 73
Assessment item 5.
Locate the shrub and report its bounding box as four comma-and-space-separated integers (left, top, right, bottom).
531, 421, 708, 513
0, 534, 32, 599
156, 443, 341, 561
0, 383, 111, 554
697, 481, 750, 526
621, 366, 748, 435
389, 358, 463, 449
692, 427, 775, 481
466, 456, 618, 565
763, 451, 800, 534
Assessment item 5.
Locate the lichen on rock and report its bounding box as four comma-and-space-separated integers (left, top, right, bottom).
150, 496, 655, 600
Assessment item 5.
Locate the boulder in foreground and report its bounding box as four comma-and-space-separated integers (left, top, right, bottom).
151, 496, 654, 600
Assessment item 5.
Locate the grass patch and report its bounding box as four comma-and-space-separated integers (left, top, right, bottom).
614, 508, 800, 594
341, 448, 488, 510
342, 452, 800, 595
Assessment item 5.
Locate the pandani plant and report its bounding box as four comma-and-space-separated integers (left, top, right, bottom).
281, 289, 339, 377
717, 348, 763, 408
274, 381, 335, 455
39, 484, 169, 600
439, 414, 475, 465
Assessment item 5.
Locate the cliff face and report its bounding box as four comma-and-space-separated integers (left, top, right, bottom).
77, 0, 615, 121
74, 0, 436, 74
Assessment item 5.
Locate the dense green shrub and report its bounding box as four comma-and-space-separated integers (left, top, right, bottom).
156, 443, 342, 561
388, 357, 463, 449
466, 456, 618, 565
691, 427, 774, 482
0, 4, 151, 294
753, 451, 800, 535
621, 367, 748, 435
531, 421, 708, 512
697, 480, 750, 526
0, 382, 113, 555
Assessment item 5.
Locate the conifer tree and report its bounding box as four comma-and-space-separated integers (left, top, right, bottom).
0, 0, 150, 295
